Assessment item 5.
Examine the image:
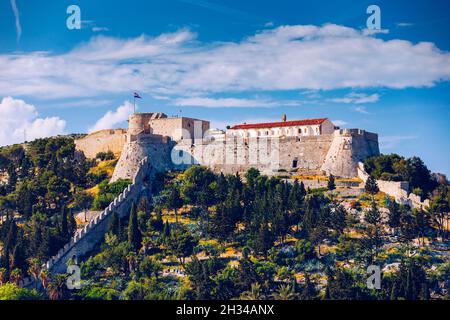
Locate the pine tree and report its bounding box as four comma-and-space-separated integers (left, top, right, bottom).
128, 203, 142, 251
327, 174, 336, 191
364, 201, 383, 261
365, 176, 379, 196
388, 201, 401, 234
300, 274, 318, 300
167, 185, 183, 224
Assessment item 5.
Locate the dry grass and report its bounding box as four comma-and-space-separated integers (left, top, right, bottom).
89, 159, 118, 178
85, 184, 100, 196
292, 175, 328, 181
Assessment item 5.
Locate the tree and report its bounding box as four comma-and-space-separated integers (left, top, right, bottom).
60, 206, 69, 241
365, 176, 379, 197
167, 185, 183, 224
325, 268, 366, 300
167, 227, 197, 267
0, 283, 40, 300
68, 209, 77, 237
300, 275, 318, 300
9, 269, 23, 285
245, 168, 260, 187
240, 283, 263, 300
327, 174, 336, 191
392, 259, 428, 300
0, 268, 7, 286
209, 205, 235, 244
186, 256, 223, 300
399, 209, 418, 246
388, 201, 402, 234
27, 258, 41, 290
95, 151, 115, 161
46, 274, 69, 300
406, 157, 436, 198
414, 209, 430, 246
252, 223, 273, 259
272, 283, 297, 300
128, 203, 142, 252
108, 211, 121, 237
364, 201, 383, 262
73, 190, 93, 223
429, 185, 450, 241
139, 257, 162, 279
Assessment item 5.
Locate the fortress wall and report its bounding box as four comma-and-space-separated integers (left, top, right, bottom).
75, 129, 127, 159
149, 118, 183, 140
322, 130, 380, 178
357, 162, 429, 209
175, 135, 335, 175
148, 118, 210, 142
47, 176, 145, 274
112, 129, 380, 181
20, 158, 151, 284
111, 140, 174, 182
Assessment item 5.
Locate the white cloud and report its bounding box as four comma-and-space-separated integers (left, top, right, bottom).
380, 135, 418, 149
396, 22, 414, 28
362, 28, 389, 36
0, 97, 66, 146
92, 27, 109, 33
332, 120, 348, 127
174, 97, 298, 108
10, 0, 21, 42
89, 100, 134, 133
354, 106, 370, 114
330, 93, 380, 104
1, 24, 450, 100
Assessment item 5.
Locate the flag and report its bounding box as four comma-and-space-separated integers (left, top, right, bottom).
134, 92, 142, 99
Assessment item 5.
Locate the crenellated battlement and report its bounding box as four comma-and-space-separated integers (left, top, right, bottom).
20, 157, 151, 288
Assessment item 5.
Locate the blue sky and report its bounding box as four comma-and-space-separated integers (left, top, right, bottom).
0, 0, 450, 175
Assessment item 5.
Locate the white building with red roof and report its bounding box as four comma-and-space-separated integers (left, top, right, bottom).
227, 117, 336, 138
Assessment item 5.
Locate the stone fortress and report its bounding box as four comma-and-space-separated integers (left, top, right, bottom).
76, 112, 380, 181
27, 112, 422, 283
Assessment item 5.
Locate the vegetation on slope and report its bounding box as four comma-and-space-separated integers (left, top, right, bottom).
0, 139, 448, 300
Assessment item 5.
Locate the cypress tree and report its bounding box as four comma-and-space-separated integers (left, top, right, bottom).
60, 206, 68, 240
68, 209, 77, 237
365, 176, 379, 196
327, 174, 336, 191
390, 282, 398, 300
162, 221, 171, 239
108, 211, 120, 236
128, 203, 142, 251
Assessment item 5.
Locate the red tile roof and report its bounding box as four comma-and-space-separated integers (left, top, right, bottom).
231, 118, 328, 130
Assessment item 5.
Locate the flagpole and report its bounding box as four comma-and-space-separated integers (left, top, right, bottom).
134, 95, 136, 114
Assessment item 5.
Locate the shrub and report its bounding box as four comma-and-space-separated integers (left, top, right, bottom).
96, 151, 115, 161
